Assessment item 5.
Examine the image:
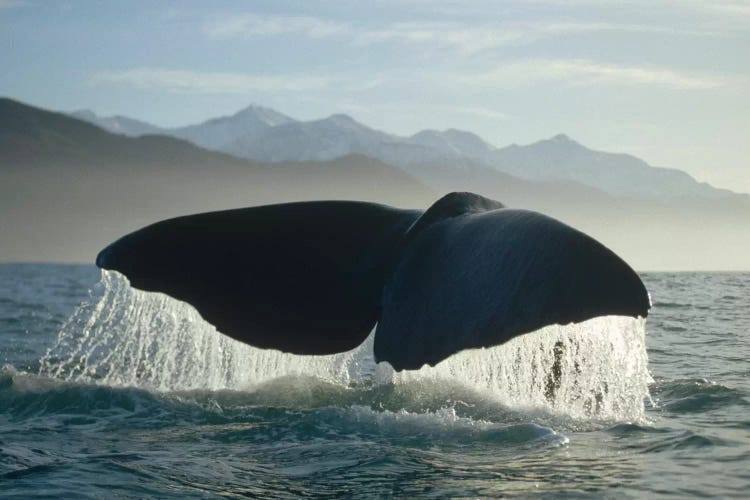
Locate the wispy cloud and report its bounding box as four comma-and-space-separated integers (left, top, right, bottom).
204, 13, 350, 39
201, 12, 714, 54
709, 1, 750, 16
355, 21, 703, 54
90, 59, 733, 97
462, 59, 731, 90
526, 0, 750, 20
90, 67, 333, 94
450, 106, 508, 120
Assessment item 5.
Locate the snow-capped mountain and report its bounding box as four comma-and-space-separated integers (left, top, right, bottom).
170, 104, 295, 150
69, 104, 747, 203
70, 104, 295, 151
223, 113, 470, 168
490, 134, 739, 201
225, 118, 744, 203
409, 129, 498, 166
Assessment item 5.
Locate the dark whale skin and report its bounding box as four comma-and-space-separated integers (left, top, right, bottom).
97, 192, 649, 371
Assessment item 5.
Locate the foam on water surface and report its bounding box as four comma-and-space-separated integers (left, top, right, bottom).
40, 270, 651, 421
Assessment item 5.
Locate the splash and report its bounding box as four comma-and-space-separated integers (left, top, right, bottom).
395, 316, 651, 421
40, 271, 651, 420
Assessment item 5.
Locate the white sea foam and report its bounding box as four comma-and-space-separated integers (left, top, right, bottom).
40, 270, 652, 420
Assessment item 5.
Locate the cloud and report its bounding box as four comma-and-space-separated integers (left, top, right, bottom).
90, 67, 333, 94
355, 21, 702, 54
354, 22, 521, 53
709, 2, 750, 15
526, 0, 750, 20
89, 59, 734, 102
201, 12, 711, 55
462, 59, 731, 90
450, 106, 508, 120
202, 11, 716, 55
89, 59, 734, 100
204, 13, 350, 39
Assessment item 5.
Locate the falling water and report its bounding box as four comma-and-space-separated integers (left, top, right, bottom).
39, 270, 651, 420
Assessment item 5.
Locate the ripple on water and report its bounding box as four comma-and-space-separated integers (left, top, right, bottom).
3, 267, 750, 498
642, 430, 734, 453
652, 378, 749, 414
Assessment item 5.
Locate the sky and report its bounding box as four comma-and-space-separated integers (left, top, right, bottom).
1, 0, 748, 193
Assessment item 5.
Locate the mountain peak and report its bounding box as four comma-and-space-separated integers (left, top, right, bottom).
526, 133, 585, 150
550, 133, 574, 143
70, 109, 98, 120
326, 113, 357, 123
235, 103, 272, 115
228, 104, 294, 127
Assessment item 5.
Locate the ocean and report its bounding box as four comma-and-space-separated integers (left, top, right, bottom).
0, 264, 748, 498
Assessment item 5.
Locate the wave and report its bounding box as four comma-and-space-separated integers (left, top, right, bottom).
37, 270, 653, 422
0, 366, 165, 419
652, 301, 692, 309
642, 430, 734, 453
650, 378, 749, 414
1, 365, 570, 454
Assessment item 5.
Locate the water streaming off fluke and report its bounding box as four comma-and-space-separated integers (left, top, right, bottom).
40, 270, 651, 421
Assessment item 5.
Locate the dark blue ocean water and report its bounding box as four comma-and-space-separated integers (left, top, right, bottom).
1, 264, 748, 498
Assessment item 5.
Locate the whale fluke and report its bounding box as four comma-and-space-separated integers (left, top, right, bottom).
96, 192, 649, 370
96, 201, 421, 355
377, 195, 650, 370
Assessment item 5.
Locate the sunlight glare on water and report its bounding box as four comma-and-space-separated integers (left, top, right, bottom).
39, 270, 651, 421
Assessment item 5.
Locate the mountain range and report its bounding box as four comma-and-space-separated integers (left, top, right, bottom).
72, 105, 747, 204
70, 104, 295, 152
1, 98, 434, 262
2, 97, 748, 270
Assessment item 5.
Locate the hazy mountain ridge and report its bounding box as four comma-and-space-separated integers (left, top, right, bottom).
1, 98, 436, 262
70, 104, 295, 151
2, 98, 254, 169
170, 104, 295, 151
223, 114, 476, 170
4, 97, 748, 269
409, 129, 498, 166
70, 110, 164, 137
490, 134, 741, 202
70, 103, 748, 203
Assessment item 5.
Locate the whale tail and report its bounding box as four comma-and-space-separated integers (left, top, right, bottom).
96, 192, 650, 370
